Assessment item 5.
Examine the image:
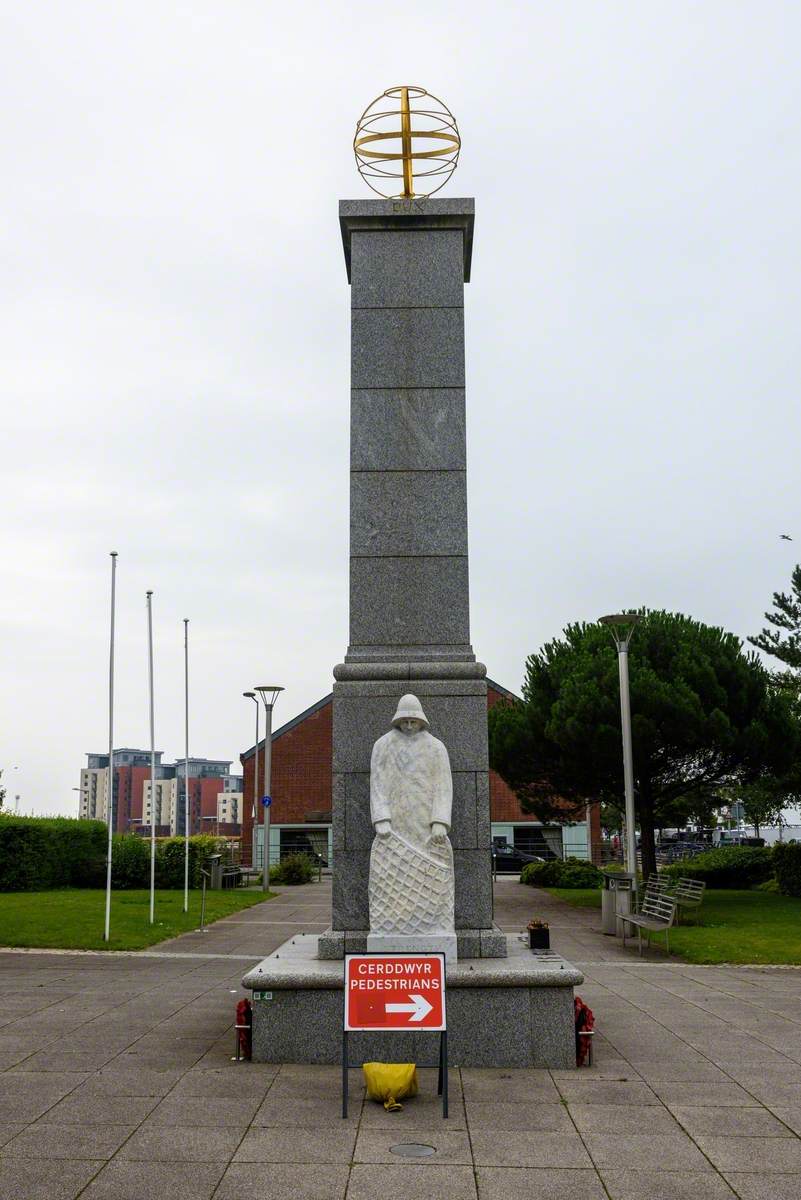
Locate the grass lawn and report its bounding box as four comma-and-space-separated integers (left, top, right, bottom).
545, 886, 801, 965
0, 887, 274, 951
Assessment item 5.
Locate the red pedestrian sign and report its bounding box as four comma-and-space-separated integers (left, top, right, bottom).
344, 953, 446, 1032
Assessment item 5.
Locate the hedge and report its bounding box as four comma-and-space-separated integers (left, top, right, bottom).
0, 817, 226, 892
0, 816, 107, 891
156, 835, 221, 889
663, 845, 775, 888
773, 842, 801, 898
112, 834, 224, 890
520, 857, 604, 889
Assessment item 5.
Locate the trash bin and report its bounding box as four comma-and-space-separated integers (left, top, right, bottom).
601, 870, 636, 936
208, 853, 223, 890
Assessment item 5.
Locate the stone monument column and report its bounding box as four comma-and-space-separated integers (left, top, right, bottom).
324, 197, 505, 959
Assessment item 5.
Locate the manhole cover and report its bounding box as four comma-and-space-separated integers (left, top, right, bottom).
390, 1143, 437, 1158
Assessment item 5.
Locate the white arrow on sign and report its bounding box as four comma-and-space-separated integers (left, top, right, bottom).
385, 994, 433, 1023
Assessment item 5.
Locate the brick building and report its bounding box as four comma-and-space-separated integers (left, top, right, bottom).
240, 681, 601, 869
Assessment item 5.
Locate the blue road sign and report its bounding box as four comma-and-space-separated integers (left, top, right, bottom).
261, 795, 272, 807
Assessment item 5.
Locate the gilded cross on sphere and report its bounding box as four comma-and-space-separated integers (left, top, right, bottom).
354, 86, 460, 200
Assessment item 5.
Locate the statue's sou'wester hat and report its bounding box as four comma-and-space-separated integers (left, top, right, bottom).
391, 694, 430, 729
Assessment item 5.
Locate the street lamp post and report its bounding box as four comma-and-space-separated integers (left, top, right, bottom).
105, 551, 117, 942
243, 693, 260, 875
146, 590, 156, 925
599, 613, 641, 897
256, 686, 284, 893
183, 618, 190, 914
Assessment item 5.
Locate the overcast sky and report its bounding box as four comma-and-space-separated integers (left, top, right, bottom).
2, 1, 800, 817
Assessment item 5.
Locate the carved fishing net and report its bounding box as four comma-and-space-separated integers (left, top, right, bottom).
369, 829, 454, 935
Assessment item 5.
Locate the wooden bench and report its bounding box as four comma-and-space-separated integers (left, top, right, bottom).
673, 877, 705, 924
621, 894, 677, 957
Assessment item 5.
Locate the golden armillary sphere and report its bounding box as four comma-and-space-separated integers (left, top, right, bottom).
354, 86, 460, 199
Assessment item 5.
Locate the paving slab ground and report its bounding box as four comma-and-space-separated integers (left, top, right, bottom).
1, 876, 801, 1198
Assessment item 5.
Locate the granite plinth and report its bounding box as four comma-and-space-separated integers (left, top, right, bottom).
243, 934, 581, 1069
332, 680, 492, 936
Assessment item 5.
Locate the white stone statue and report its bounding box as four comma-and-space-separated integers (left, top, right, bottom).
367, 695, 455, 940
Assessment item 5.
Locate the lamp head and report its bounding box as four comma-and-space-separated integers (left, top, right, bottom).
256, 685, 284, 709
598, 612, 641, 648
243, 691, 256, 699
599, 612, 641, 627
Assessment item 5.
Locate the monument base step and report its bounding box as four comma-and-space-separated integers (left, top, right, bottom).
366, 932, 457, 964
317, 925, 507, 960
242, 933, 583, 1069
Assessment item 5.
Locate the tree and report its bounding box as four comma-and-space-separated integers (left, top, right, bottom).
750, 565, 801, 671
738, 780, 787, 839
0, 769, 5, 811
488, 610, 801, 880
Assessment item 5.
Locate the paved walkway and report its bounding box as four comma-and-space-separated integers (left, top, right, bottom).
1, 878, 801, 1199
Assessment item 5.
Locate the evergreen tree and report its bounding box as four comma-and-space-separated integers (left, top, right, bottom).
489, 611, 801, 880
750, 565, 801, 671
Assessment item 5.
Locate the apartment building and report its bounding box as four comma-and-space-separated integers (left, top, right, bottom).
78, 751, 242, 837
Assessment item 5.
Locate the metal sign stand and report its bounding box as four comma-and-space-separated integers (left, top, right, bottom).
342, 1029, 447, 1119
342, 952, 448, 1120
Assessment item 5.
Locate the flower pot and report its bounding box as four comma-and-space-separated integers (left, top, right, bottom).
528, 927, 550, 950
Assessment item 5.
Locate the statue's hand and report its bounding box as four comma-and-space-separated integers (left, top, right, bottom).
429, 822, 449, 843
374, 820, 392, 838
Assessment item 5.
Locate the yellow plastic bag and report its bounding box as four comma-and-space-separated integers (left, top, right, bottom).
362, 1062, 418, 1112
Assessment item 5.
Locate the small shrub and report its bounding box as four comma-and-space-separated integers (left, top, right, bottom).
521, 857, 603, 889
270, 853, 315, 885
773, 842, 801, 898
662, 846, 774, 889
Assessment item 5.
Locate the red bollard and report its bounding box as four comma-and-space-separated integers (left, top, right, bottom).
235, 998, 252, 1061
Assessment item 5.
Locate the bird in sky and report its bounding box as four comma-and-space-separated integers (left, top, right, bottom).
780, 534, 793, 541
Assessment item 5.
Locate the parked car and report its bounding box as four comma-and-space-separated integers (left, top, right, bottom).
491, 846, 546, 874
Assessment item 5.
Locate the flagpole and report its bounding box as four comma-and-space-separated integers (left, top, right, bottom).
147, 591, 156, 925
103, 552, 118, 941
183, 618, 190, 913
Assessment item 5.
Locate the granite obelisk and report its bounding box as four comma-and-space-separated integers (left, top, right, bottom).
322, 197, 505, 959
242, 101, 583, 1064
